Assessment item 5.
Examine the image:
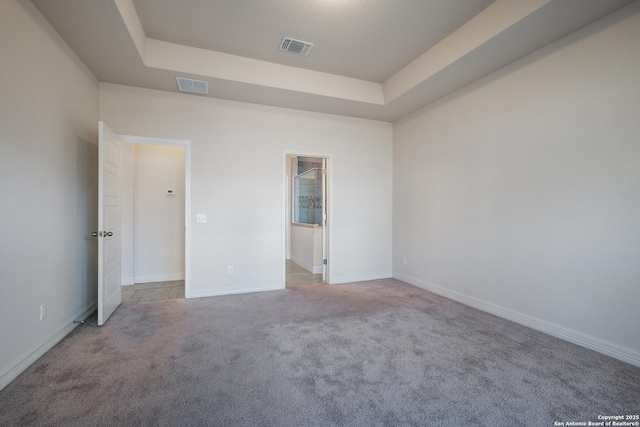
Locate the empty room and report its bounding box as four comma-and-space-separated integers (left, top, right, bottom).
1, 0, 639, 425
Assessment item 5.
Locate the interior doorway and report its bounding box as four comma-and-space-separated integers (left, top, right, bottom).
119, 135, 191, 301
283, 152, 330, 288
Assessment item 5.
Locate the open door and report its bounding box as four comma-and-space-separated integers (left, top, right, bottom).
97, 121, 122, 325
321, 158, 327, 282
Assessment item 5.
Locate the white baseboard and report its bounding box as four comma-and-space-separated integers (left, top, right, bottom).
189, 285, 284, 299
121, 277, 134, 286
133, 272, 185, 284
330, 271, 392, 285
290, 256, 316, 274
0, 301, 97, 391
393, 272, 640, 368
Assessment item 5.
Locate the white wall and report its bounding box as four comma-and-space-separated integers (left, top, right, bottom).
100, 84, 393, 296
393, 2, 640, 366
120, 143, 135, 285
0, 0, 99, 389
120, 143, 185, 284
133, 144, 185, 283
285, 155, 295, 260
290, 225, 323, 274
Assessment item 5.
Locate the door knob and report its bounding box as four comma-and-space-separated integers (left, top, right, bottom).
105, 231, 113, 237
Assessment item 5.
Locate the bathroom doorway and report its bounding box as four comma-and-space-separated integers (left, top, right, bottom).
284, 152, 330, 287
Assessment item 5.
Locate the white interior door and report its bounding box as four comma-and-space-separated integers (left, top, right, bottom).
321, 158, 327, 282
97, 121, 122, 325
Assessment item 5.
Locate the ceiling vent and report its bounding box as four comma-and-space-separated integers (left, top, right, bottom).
176, 77, 209, 95
279, 37, 314, 56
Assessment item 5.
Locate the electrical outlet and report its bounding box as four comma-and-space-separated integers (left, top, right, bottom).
402, 257, 408, 266
40, 303, 47, 321
227, 266, 234, 275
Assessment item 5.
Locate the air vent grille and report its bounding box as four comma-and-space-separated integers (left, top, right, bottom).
176, 77, 209, 94
279, 37, 314, 56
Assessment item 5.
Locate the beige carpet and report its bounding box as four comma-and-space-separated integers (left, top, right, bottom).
1, 279, 638, 426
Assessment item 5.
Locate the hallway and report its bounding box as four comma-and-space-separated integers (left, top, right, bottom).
286, 260, 323, 287
121, 280, 185, 303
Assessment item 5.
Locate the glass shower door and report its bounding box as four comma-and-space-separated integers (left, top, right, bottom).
293, 167, 322, 225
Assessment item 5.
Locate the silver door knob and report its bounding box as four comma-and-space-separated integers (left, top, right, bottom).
105, 231, 113, 237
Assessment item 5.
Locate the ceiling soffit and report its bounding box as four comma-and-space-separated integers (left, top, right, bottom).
131, 0, 496, 83
32, 0, 637, 122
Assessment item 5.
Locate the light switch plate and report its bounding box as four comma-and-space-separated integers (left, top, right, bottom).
196, 214, 206, 223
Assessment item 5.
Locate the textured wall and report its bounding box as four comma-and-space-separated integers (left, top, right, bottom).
0, 0, 99, 388
100, 83, 393, 295
132, 144, 185, 282
393, 3, 640, 365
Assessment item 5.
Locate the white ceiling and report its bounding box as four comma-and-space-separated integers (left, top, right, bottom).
132, 0, 495, 83
32, 0, 636, 122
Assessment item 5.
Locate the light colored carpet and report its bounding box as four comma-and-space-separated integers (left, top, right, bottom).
1, 279, 638, 426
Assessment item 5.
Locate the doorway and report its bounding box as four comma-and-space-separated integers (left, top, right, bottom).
119, 135, 191, 301
283, 152, 330, 288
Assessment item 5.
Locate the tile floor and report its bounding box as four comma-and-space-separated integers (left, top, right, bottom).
286, 260, 324, 287
122, 280, 185, 304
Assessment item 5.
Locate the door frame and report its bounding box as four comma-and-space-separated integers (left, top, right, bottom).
120, 134, 192, 298
282, 150, 333, 288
